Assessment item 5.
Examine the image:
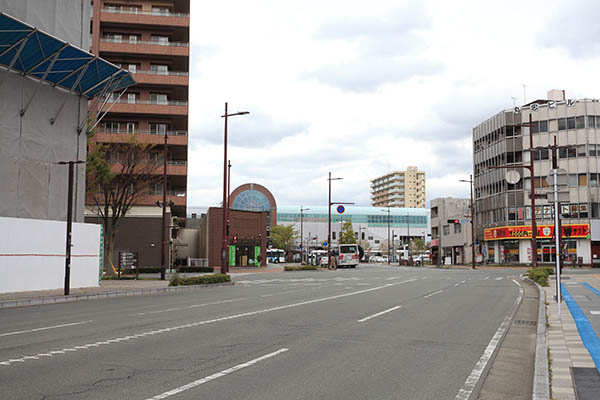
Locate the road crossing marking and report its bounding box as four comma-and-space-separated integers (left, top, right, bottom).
0, 320, 93, 337
590, 311, 600, 315
0, 278, 420, 367
358, 306, 402, 322
145, 348, 289, 400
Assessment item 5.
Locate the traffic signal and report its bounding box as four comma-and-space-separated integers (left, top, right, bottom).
447, 219, 460, 224
232, 235, 238, 244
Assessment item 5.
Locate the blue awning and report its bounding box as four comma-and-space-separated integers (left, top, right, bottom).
0, 11, 135, 98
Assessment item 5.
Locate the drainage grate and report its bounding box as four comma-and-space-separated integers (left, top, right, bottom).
513, 319, 537, 327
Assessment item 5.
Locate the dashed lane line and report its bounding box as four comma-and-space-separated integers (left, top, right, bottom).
0, 320, 93, 337
0, 278, 420, 367
136, 298, 247, 315
424, 290, 443, 299
145, 348, 289, 400
358, 306, 402, 323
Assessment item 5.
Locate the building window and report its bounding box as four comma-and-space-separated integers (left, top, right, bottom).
129, 35, 138, 44
590, 144, 597, 157
368, 236, 373, 240
152, 7, 169, 15
578, 145, 586, 157
558, 118, 566, 131
579, 173, 587, 186
150, 93, 168, 104
588, 116, 595, 128
580, 204, 589, 218
128, 64, 137, 73
454, 224, 462, 234
151, 64, 169, 75
443, 225, 450, 235
127, 93, 136, 104
590, 173, 598, 186
567, 117, 576, 130
150, 123, 167, 134
539, 120, 548, 132
105, 121, 119, 133
126, 122, 136, 133
576, 116, 585, 129
570, 204, 579, 218
151, 35, 169, 45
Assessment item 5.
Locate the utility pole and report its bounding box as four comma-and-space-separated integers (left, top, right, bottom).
58, 160, 85, 295
459, 175, 476, 269
300, 205, 310, 264
161, 131, 168, 280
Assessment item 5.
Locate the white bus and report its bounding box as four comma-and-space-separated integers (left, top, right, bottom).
266, 248, 286, 263
338, 244, 360, 268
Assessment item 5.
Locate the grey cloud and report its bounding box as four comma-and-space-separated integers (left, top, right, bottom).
308, 57, 442, 92
189, 111, 310, 149
537, 0, 600, 59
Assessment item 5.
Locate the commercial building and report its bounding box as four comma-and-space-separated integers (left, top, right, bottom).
371, 166, 426, 208
86, 0, 190, 268
277, 205, 428, 256
0, 1, 134, 292
474, 89, 600, 265
430, 198, 473, 265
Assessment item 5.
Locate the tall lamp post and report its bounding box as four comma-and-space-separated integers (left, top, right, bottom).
221, 103, 249, 274
382, 208, 391, 264
459, 174, 476, 269
487, 113, 537, 267
327, 171, 353, 266
300, 205, 310, 263
58, 160, 85, 295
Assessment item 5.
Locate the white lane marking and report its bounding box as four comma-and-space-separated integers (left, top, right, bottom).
358, 306, 402, 323
565, 282, 579, 285
590, 311, 600, 315
0, 278, 419, 367
424, 290, 443, 299
137, 298, 247, 315
145, 348, 289, 400
0, 320, 93, 337
454, 280, 467, 287
455, 280, 524, 400
260, 290, 304, 298
494, 277, 503, 281
484, 276, 490, 280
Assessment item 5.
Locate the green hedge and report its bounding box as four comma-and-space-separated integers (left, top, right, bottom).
284, 265, 320, 271
527, 267, 555, 287
176, 267, 214, 273
169, 273, 230, 286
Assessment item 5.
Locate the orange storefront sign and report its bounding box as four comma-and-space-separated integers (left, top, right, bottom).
484, 224, 589, 241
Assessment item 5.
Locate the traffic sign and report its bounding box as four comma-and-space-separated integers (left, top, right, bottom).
323, 241, 328, 247
546, 169, 568, 187
337, 205, 345, 214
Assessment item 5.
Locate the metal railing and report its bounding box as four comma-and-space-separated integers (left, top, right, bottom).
101, 38, 189, 47
148, 189, 187, 196
102, 7, 189, 18
149, 160, 187, 166
109, 99, 188, 106
98, 129, 188, 136
131, 70, 189, 77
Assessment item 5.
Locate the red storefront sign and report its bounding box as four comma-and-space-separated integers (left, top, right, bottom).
484, 224, 589, 241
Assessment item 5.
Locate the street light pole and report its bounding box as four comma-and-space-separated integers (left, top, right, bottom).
327, 172, 343, 266
221, 103, 249, 274
382, 208, 391, 264
58, 160, 85, 295
300, 205, 310, 264
161, 131, 168, 280
459, 174, 476, 269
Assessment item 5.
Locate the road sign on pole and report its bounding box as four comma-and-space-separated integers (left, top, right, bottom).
337, 205, 345, 214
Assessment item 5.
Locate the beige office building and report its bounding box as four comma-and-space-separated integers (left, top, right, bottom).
371, 167, 426, 208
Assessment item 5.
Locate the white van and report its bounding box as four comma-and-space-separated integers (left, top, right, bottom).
338, 244, 360, 268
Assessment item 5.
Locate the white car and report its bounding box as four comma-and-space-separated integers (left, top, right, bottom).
369, 256, 384, 263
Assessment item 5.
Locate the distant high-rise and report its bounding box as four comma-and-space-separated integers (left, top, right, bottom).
371, 167, 426, 208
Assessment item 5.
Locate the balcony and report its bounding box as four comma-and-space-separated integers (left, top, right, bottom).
94, 130, 188, 146
106, 99, 188, 116
99, 38, 189, 57
138, 192, 187, 207
108, 161, 187, 176
131, 70, 189, 86
97, 8, 190, 28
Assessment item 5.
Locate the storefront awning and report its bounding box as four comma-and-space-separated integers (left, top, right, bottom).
0, 11, 135, 98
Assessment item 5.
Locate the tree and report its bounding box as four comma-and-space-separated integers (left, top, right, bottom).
413, 237, 426, 254
339, 221, 357, 244
358, 239, 371, 252
86, 134, 161, 273
270, 225, 297, 253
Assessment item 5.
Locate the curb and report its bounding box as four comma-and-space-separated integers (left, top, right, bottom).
0, 282, 235, 309
525, 277, 550, 400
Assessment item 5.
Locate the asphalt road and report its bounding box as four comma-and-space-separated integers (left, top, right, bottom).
0, 265, 522, 400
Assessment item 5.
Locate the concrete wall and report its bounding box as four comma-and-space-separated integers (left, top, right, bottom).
0, 216, 102, 293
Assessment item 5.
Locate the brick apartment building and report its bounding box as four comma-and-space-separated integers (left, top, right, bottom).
86, 0, 190, 268
371, 166, 426, 208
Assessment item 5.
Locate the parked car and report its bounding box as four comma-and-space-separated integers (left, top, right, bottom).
369, 255, 384, 263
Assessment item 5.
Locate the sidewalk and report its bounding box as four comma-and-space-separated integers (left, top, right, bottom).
0, 264, 284, 309
546, 273, 600, 399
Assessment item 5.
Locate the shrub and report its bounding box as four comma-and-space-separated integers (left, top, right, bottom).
176, 267, 214, 273
284, 265, 319, 271
169, 273, 230, 286
527, 267, 553, 287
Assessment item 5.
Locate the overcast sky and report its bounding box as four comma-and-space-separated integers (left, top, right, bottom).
187, 0, 600, 211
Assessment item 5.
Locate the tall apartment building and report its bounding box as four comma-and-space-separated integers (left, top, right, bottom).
87, 0, 190, 267
371, 167, 426, 208
474, 89, 600, 265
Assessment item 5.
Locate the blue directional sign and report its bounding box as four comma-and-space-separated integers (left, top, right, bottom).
337, 205, 345, 214
323, 241, 328, 247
